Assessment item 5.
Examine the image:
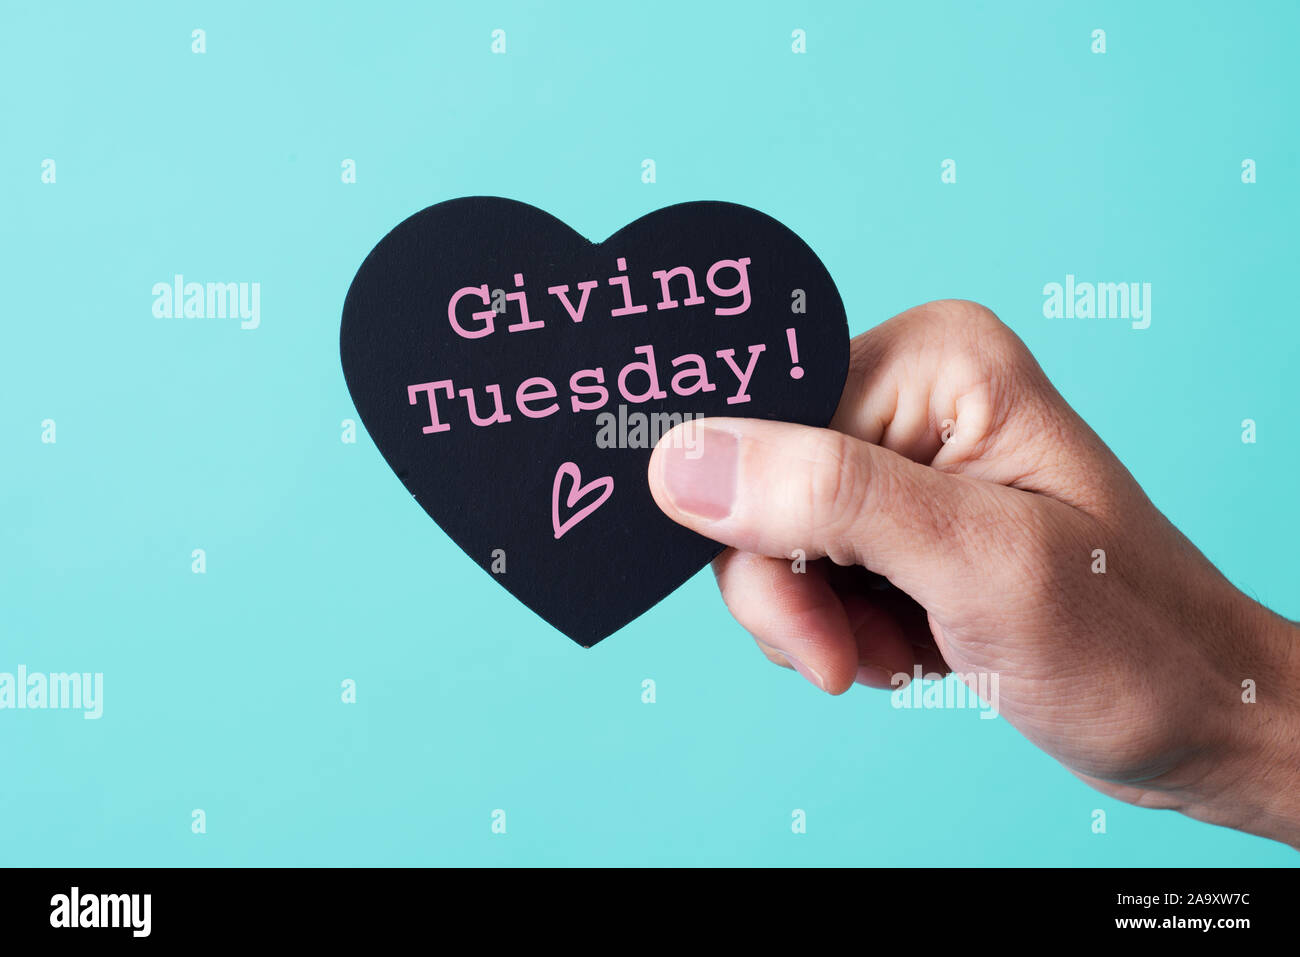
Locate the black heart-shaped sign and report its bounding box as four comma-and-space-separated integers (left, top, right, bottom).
340, 198, 848, 647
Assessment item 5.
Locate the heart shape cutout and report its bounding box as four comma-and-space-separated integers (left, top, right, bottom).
340, 197, 848, 647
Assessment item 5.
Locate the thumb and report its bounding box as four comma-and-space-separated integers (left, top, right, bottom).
647, 417, 994, 611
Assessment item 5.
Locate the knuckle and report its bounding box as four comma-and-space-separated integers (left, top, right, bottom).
909, 298, 999, 334
930, 300, 1028, 359
805, 431, 868, 542
937, 299, 1005, 336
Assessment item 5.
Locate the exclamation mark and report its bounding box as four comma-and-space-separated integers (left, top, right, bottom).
786, 327, 804, 379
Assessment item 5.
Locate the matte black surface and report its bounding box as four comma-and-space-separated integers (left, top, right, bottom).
340, 197, 849, 647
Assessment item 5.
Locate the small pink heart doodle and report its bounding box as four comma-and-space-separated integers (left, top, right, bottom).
551, 462, 614, 539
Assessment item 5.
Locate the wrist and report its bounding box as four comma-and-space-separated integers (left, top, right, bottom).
1175, 596, 1300, 846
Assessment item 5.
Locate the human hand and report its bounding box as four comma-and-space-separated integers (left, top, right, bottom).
647, 299, 1300, 846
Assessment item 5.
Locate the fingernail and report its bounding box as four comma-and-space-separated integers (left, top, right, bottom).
854, 665, 897, 690
661, 427, 738, 520
783, 652, 826, 691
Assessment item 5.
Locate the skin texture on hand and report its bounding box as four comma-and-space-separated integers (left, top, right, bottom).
647, 300, 1300, 848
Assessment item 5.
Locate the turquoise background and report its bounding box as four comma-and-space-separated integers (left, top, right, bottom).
2, 0, 1296, 866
